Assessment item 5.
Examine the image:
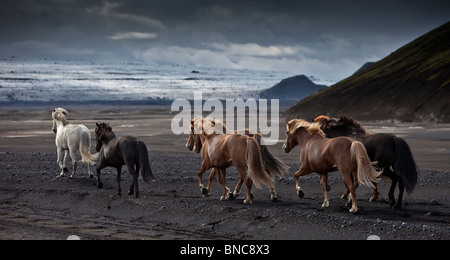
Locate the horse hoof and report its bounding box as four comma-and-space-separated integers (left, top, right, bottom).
298, 190, 305, 198
349, 207, 358, 213
97, 182, 103, 189
271, 197, 279, 202
393, 203, 403, 210
63, 167, 69, 173
201, 187, 209, 196
244, 199, 253, 204
89, 174, 94, 179
389, 199, 397, 207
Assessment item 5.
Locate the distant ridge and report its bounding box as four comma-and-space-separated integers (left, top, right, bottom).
260, 75, 326, 106
285, 21, 450, 123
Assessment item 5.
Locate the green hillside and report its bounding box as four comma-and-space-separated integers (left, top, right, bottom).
285, 21, 450, 123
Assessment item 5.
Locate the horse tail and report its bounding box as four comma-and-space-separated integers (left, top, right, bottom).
253, 134, 289, 177
79, 131, 98, 165
245, 137, 274, 189
393, 137, 418, 194
137, 141, 155, 183
350, 141, 382, 189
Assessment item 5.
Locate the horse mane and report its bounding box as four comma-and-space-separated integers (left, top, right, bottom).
338, 115, 369, 135
193, 117, 228, 135
313, 115, 330, 124
287, 119, 325, 137
52, 108, 70, 126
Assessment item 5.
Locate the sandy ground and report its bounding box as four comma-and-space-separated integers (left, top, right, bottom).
0, 105, 449, 240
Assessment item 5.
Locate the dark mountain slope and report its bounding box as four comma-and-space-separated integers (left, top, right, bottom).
285, 21, 450, 122
260, 75, 326, 106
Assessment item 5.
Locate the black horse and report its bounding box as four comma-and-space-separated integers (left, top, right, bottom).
95, 123, 154, 198
315, 115, 418, 209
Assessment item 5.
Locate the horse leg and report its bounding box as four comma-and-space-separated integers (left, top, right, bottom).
58, 149, 69, 177
320, 173, 329, 208
203, 169, 216, 197
270, 186, 278, 202
218, 168, 231, 201
295, 167, 311, 198
394, 181, 405, 210
231, 178, 244, 199
370, 184, 380, 202
342, 187, 350, 200
126, 164, 139, 198
116, 166, 122, 196
87, 162, 94, 179
198, 168, 206, 195
96, 166, 103, 189
234, 168, 253, 204
243, 176, 254, 204
384, 168, 398, 207
343, 172, 358, 213
69, 149, 78, 179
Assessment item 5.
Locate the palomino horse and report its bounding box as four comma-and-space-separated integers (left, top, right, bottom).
192, 117, 275, 203
52, 108, 98, 178
95, 123, 154, 198
283, 119, 382, 213
186, 117, 288, 201
314, 115, 418, 209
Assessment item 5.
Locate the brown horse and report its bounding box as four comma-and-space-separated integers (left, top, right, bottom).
186, 117, 288, 201
95, 123, 154, 198
191, 117, 275, 203
282, 119, 382, 213
314, 115, 418, 209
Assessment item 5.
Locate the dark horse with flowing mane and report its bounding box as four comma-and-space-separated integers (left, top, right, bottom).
314, 115, 418, 209
95, 123, 154, 198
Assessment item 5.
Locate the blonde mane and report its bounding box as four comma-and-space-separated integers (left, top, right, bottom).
192, 117, 227, 135
287, 119, 325, 137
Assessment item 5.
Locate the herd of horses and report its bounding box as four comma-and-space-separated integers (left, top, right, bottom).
51, 107, 418, 213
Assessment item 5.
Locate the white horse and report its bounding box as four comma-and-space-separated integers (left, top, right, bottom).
52, 108, 98, 178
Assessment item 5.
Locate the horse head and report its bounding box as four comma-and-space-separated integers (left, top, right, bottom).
186, 117, 203, 153
313, 115, 342, 138
95, 122, 113, 152
51, 108, 69, 133
283, 119, 326, 153
282, 120, 300, 153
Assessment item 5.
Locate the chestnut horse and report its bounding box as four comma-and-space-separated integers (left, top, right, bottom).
283, 119, 382, 213
186, 117, 288, 201
94, 123, 154, 198
191, 117, 275, 203
314, 115, 418, 209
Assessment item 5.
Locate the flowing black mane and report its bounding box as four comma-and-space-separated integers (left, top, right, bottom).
338, 115, 369, 136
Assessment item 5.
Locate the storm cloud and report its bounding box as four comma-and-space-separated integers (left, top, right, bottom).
1, 0, 449, 81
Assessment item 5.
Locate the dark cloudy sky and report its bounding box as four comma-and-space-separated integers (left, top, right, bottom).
1, 0, 449, 81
